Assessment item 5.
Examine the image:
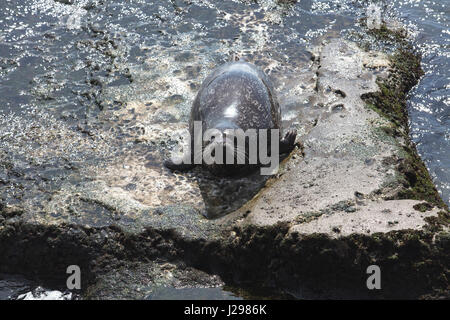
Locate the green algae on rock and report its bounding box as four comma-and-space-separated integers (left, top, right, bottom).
361, 25, 448, 212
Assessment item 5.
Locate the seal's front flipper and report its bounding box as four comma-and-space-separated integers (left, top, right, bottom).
280, 129, 297, 154
163, 157, 195, 172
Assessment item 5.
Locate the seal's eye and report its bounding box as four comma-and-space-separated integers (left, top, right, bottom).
205, 136, 215, 147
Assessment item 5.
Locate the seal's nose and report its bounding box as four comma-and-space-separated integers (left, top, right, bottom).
214, 120, 239, 132
210, 142, 233, 164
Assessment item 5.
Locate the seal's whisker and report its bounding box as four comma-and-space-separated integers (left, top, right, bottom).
235, 148, 248, 164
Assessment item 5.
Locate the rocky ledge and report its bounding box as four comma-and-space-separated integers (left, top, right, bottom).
0, 33, 448, 299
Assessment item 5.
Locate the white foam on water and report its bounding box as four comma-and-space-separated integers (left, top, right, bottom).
17, 287, 72, 300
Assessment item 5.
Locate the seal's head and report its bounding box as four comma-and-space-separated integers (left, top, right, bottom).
201, 121, 252, 176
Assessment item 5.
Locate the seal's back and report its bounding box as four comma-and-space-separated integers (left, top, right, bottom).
190, 61, 281, 134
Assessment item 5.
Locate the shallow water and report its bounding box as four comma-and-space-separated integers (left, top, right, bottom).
0, 0, 448, 299
393, 0, 450, 205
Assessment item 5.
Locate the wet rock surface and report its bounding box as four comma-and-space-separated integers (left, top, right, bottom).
0, 1, 448, 299
1, 37, 448, 299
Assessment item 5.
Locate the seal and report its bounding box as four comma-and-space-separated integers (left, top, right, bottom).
164, 59, 297, 175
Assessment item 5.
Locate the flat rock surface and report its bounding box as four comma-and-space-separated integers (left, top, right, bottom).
234, 40, 441, 235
